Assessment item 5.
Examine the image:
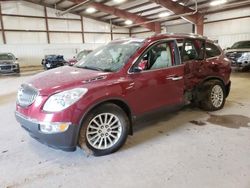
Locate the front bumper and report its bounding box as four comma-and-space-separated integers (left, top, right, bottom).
230, 60, 250, 68
0, 64, 19, 73
15, 112, 79, 151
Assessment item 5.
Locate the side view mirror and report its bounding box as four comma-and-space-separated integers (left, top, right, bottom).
132, 59, 148, 73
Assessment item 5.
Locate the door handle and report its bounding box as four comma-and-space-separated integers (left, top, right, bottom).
166, 76, 183, 81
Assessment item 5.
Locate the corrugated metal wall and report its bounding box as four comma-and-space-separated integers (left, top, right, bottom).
204, 7, 250, 49
0, 1, 130, 66
0, 1, 249, 66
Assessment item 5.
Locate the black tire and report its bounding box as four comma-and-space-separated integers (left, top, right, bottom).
199, 80, 226, 111
78, 103, 129, 156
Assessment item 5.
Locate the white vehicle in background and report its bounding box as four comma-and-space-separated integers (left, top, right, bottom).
225, 41, 250, 71
0, 53, 20, 74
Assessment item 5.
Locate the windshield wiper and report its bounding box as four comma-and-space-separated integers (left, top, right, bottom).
77, 65, 103, 71
102, 68, 113, 72
76, 65, 113, 72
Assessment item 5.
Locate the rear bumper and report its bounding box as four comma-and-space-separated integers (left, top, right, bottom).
15, 112, 79, 151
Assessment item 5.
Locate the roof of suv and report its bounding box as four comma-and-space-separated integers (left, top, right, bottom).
110, 33, 221, 49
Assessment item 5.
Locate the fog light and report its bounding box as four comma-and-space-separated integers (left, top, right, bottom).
39, 122, 70, 134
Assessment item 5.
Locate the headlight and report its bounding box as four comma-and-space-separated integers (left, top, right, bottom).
43, 88, 88, 112
239, 52, 250, 60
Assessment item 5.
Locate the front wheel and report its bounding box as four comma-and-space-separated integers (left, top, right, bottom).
199, 80, 226, 111
78, 103, 129, 156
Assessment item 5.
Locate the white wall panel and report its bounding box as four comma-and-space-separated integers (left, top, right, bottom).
50, 33, 82, 44
112, 27, 129, 33
48, 19, 81, 31
5, 32, 47, 44
204, 17, 250, 49
84, 33, 111, 44
0, 43, 102, 67
46, 7, 80, 19
132, 32, 155, 38
113, 34, 130, 40
0, 32, 3, 44
205, 7, 250, 22
166, 23, 193, 33
3, 16, 45, 30
1, 1, 44, 16
83, 18, 110, 32
131, 27, 150, 33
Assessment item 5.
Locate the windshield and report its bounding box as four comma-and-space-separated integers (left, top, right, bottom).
0, 53, 15, 61
76, 50, 91, 61
75, 40, 142, 72
231, 41, 250, 49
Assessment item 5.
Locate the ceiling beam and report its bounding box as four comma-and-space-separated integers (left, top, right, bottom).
23, 0, 118, 27
150, 0, 200, 24
87, 2, 161, 33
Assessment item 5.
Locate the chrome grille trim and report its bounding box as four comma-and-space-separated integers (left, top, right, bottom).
17, 84, 39, 107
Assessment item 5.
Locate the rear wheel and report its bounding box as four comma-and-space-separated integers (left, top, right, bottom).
78, 103, 129, 156
199, 80, 226, 111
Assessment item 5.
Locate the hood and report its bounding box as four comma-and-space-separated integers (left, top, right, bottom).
226, 49, 250, 53
0, 60, 15, 64
27, 66, 110, 95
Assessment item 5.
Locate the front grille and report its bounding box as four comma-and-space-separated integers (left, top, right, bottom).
17, 84, 39, 107
0, 65, 12, 70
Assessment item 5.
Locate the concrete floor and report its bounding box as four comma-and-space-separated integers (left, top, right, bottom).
0, 71, 250, 188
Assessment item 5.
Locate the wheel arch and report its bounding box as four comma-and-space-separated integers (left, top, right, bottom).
192, 76, 226, 102
199, 76, 226, 86
77, 98, 134, 139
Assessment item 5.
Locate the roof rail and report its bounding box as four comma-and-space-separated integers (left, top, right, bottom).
155, 32, 208, 40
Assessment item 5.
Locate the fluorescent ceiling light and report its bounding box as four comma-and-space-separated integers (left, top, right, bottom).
125, 20, 133, 25
113, 0, 126, 3
86, 7, 97, 14
210, 0, 227, 6
158, 12, 170, 18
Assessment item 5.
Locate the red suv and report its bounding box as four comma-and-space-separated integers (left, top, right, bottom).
15, 33, 231, 156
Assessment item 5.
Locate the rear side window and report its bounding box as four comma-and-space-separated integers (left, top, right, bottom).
182, 39, 205, 62
206, 42, 221, 58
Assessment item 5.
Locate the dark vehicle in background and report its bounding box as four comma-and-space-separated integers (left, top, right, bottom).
67, 50, 92, 66
0, 53, 20, 74
41, 55, 67, 70
225, 40, 250, 70
16, 33, 231, 156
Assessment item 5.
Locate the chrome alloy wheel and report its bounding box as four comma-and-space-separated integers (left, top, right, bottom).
211, 85, 224, 108
86, 113, 122, 150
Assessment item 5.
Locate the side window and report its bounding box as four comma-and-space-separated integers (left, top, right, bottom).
206, 42, 221, 58
150, 43, 172, 70
182, 39, 205, 62
133, 42, 173, 72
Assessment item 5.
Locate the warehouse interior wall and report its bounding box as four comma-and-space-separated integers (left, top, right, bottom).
204, 7, 250, 49
0, 1, 249, 67
0, 1, 129, 67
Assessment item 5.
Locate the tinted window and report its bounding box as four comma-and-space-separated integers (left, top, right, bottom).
0, 53, 15, 61
182, 39, 205, 61
206, 42, 221, 58
231, 41, 250, 49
